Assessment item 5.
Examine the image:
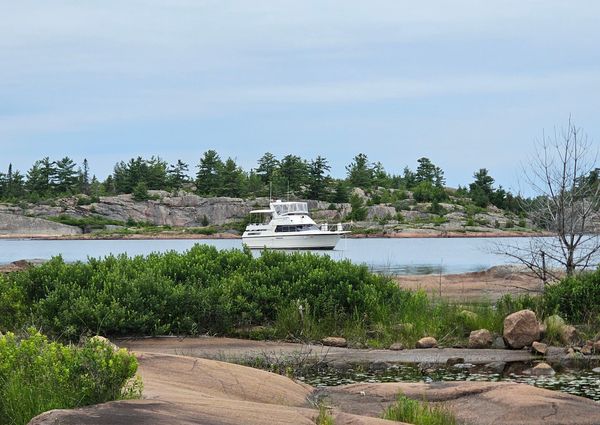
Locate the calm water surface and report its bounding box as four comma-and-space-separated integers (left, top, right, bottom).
300, 363, 600, 402
0, 237, 528, 275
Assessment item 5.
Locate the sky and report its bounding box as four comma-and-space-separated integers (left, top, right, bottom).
1, 0, 599, 193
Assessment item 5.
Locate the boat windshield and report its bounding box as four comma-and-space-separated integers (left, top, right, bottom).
272, 202, 308, 215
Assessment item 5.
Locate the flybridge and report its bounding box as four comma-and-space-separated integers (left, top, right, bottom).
271, 201, 308, 216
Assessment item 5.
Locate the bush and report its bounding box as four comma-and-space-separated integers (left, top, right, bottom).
543, 269, 600, 323
47, 215, 124, 231
412, 182, 447, 203
347, 194, 368, 221
0, 330, 140, 425
0, 247, 407, 340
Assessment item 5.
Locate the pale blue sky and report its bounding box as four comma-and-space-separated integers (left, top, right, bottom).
1, 1, 599, 192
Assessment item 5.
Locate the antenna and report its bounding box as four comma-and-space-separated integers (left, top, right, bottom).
269, 181, 272, 201
287, 179, 290, 201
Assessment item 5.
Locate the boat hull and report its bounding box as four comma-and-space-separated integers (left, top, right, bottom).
242, 232, 345, 250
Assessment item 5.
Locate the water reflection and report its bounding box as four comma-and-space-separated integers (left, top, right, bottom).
0, 237, 532, 275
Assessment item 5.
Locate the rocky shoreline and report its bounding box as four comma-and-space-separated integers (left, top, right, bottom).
0, 191, 542, 239
30, 338, 600, 425
0, 229, 544, 240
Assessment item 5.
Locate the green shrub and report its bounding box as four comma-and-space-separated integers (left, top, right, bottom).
0, 246, 556, 348
46, 215, 124, 231
0, 330, 140, 425
347, 194, 368, 221
543, 269, 600, 323
382, 394, 457, 425
413, 182, 447, 203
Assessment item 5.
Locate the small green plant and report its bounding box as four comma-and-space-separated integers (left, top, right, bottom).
201, 215, 210, 226
382, 394, 457, 425
316, 403, 334, 425
132, 181, 151, 201
544, 315, 566, 345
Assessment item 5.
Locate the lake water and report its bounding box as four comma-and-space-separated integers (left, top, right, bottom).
0, 237, 530, 275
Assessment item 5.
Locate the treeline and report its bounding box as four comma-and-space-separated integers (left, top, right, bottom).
0, 151, 522, 211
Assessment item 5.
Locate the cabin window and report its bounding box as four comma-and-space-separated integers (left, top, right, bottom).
275, 224, 319, 232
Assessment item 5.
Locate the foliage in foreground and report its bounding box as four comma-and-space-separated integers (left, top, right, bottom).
1, 245, 522, 346
0, 330, 140, 425
382, 394, 457, 425
542, 268, 600, 324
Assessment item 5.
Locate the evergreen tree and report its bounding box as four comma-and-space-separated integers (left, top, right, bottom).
26, 158, 56, 196
277, 154, 307, 195
218, 158, 245, 197
79, 158, 91, 195
371, 161, 391, 188
196, 150, 223, 196
112, 156, 168, 193
469, 169, 496, 208
256, 152, 279, 184
167, 160, 190, 190
346, 153, 373, 189
306, 156, 331, 200
245, 170, 265, 197
330, 180, 350, 203
415, 157, 445, 188
54, 157, 78, 194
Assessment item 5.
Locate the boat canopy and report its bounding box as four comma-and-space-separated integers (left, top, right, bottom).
249, 209, 274, 214
271, 201, 309, 216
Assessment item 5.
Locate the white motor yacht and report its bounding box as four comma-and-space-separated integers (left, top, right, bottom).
242, 200, 349, 250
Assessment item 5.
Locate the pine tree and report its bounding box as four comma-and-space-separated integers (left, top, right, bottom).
306, 156, 331, 200
346, 153, 373, 189
196, 150, 223, 196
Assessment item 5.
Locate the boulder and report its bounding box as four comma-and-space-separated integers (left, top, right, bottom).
366, 205, 396, 221
503, 309, 540, 349
446, 357, 465, 366
388, 342, 404, 351
544, 346, 568, 362
322, 337, 348, 348
592, 367, 600, 374
529, 362, 555, 376
0, 212, 82, 236
89, 335, 119, 352
468, 329, 493, 349
415, 337, 438, 349
484, 361, 506, 374
492, 336, 507, 349
531, 341, 548, 355
561, 325, 580, 346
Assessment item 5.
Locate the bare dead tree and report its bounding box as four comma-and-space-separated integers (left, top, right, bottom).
496, 118, 600, 282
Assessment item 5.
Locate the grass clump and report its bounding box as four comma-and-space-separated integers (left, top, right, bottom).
316, 404, 334, 425
0, 329, 140, 425
382, 394, 457, 425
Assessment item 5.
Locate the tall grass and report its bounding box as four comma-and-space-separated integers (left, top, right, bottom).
382, 394, 457, 425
